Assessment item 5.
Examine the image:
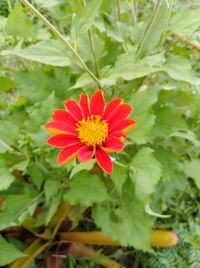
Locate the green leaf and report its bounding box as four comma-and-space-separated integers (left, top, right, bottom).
27, 163, 45, 190
70, 160, 96, 178
93, 178, 153, 251
130, 147, 162, 203
0, 235, 26, 266
0, 76, 15, 92
0, 194, 41, 231
0, 120, 20, 148
13, 68, 70, 102
2, 40, 71, 67
34, 0, 61, 8
152, 106, 188, 138
137, 0, 171, 56
101, 53, 161, 86
154, 147, 181, 180
71, 0, 102, 40
169, 8, 200, 36
163, 55, 200, 85
129, 89, 158, 144
64, 171, 110, 206
0, 168, 15, 191
44, 179, 60, 203
24, 93, 55, 133
184, 159, 200, 189
4, 3, 36, 39
109, 165, 128, 194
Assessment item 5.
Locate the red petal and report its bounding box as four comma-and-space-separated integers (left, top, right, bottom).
106, 104, 132, 125
64, 100, 83, 120
90, 90, 105, 116
103, 137, 125, 152
57, 143, 82, 165
109, 131, 127, 139
52, 109, 77, 125
80, 93, 90, 118
44, 122, 76, 135
77, 146, 95, 162
95, 147, 112, 174
47, 134, 78, 148
109, 119, 136, 133
102, 98, 122, 120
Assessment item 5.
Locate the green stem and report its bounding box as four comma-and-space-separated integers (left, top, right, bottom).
19, 0, 101, 88
88, 28, 100, 78
130, 0, 137, 25
6, 0, 12, 12
116, 0, 121, 21
80, 0, 100, 78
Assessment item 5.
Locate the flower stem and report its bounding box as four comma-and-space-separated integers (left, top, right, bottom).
6, 0, 12, 12
80, 0, 100, 78
88, 28, 100, 78
59, 230, 179, 248
19, 0, 101, 88
130, 0, 137, 25
116, 0, 121, 20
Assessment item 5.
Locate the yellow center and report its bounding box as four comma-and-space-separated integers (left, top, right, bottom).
76, 115, 108, 147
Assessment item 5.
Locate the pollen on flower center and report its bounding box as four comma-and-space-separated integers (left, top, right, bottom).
76, 115, 108, 147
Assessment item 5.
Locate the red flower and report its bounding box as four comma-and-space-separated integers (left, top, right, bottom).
44, 90, 136, 174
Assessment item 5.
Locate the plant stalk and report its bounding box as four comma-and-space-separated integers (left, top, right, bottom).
116, 0, 121, 20
130, 0, 137, 25
6, 0, 12, 12
59, 230, 179, 248
19, 0, 101, 87
80, 0, 100, 78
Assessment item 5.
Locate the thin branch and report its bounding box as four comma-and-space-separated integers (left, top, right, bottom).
19, 0, 101, 87
116, 0, 121, 20
80, 0, 100, 78
88, 29, 100, 78
130, 0, 137, 25
6, 0, 12, 12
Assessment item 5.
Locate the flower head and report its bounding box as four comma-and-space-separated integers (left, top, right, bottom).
44, 90, 136, 174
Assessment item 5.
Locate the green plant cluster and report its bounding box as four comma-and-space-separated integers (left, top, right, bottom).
0, 0, 200, 267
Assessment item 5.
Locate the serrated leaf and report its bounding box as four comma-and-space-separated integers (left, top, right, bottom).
0, 120, 20, 147
71, 0, 102, 40
101, 53, 161, 86
70, 160, 96, 178
184, 159, 200, 189
2, 40, 71, 67
163, 55, 200, 85
0, 76, 15, 92
129, 89, 158, 144
4, 3, 36, 38
154, 147, 180, 180
0, 194, 41, 231
93, 178, 153, 251
169, 8, 200, 36
25, 93, 55, 133
0, 235, 26, 266
64, 171, 110, 206
137, 0, 171, 56
13, 68, 70, 102
27, 163, 45, 190
109, 165, 128, 194
130, 147, 162, 203
152, 106, 188, 138
44, 180, 59, 203
0, 168, 15, 191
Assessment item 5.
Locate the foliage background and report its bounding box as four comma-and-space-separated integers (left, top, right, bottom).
0, 0, 200, 267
